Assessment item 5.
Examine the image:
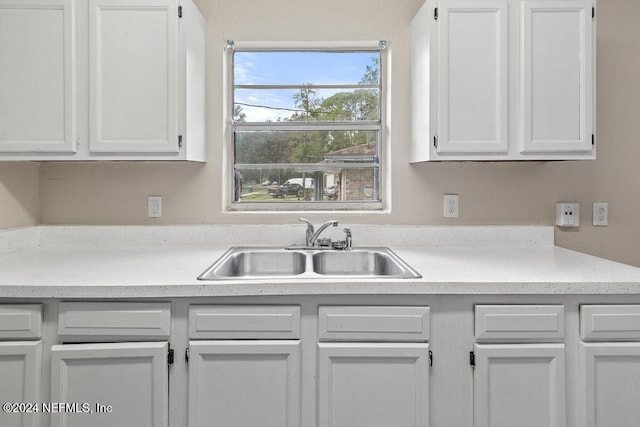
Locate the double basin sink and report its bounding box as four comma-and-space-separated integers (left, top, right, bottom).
198, 246, 422, 280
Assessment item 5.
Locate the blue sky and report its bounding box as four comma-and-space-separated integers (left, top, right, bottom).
234, 51, 378, 121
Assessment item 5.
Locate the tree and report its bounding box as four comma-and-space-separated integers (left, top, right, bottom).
291, 84, 322, 121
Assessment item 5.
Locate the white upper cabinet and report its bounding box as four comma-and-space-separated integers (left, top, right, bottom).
410, 0, 596, 161
89, 0, 179, 154
435, 1, 508, 154
520, 1, 593, 154
0, 0, 76, 153
0, 0, 206, 161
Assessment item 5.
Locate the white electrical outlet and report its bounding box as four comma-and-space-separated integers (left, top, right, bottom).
593, 202, 608, 226
148, 196, 162, 218
444, 194, 459, 218
556, 202, 579, 227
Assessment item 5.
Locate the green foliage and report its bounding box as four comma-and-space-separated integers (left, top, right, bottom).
235, 56, 380, 179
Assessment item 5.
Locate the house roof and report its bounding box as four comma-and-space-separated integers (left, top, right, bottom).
323, 144, 376, 162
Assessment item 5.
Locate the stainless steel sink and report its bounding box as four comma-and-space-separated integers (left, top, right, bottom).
198, 248, 307, 279
312, 249, 416, 277
198, 247, 421, 280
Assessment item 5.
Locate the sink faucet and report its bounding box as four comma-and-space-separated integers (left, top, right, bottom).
298, 218, 338, 247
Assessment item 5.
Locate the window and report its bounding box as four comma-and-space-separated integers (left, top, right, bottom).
227, 41, 386, 210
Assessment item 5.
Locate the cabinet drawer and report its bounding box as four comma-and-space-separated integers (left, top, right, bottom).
581, 305, 640, 341
0, 304, 42, 339
318, 306, 430, 342
475, 305, 564, 341
58, 302, 171, 339
189, 305, 300, 339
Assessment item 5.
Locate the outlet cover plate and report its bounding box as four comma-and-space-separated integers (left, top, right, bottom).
148, 196, 162, 218
556, 202, 579, 227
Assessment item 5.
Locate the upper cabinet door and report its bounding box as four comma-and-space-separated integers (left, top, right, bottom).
520, 1, 593, 153
89, 0, 179, 153
436, 1, 509, 154
0, 0, 76, 153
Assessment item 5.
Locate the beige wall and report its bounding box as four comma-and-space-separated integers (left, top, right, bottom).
5, 0, 639, 266
0, 163, 40, 228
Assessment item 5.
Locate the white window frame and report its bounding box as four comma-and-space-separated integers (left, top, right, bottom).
223, 40, 388, 212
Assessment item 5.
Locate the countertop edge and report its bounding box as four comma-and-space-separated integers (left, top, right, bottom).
2, 281, 640, 299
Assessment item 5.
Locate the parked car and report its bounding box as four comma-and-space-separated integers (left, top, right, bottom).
282, 178, 314, 189
268, 183, 305, 198
324, 185, 339, 200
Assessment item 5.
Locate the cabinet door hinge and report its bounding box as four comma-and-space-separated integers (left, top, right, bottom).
429, 350, 433, 367
592, 7, 595, 18
185, 347, 190, 363
434, 7, 438, 20
178, 5, 183, 18
470, 351, 476, 367
168, 347, 175, 365
592, 134, 595, 146
433, 135, 438, 148
178, 134, 183, 148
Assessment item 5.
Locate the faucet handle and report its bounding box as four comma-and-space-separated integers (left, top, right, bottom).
298, 217, 313, 229
343, 227, 352, 250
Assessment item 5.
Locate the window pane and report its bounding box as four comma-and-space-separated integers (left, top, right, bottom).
234, 51, 380, 86
235, 130, 378, 164
234, 88, 379, 123
230, 48, 383, 208
235, 166, 380, 203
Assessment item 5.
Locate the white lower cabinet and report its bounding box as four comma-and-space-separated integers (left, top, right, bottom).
0, 305, 44, 427
187, 340, 301, 427
579, 343, 640, 427
186, 305, 301, 427
473, 305, 566, 427
0, 342, 43, 427
50, 342, 169, 427
579, 305, 640, 427
473, 343, 566, 427
317, 342, 430, 427
14, 298, 640, 427
317, 305, 431, 427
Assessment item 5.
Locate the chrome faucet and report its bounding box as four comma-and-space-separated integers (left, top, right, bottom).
298, 218, 338, 247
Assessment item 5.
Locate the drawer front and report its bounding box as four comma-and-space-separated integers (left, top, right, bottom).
189, 305, 301, 339
581, 305, 640, 341
318, 306, 430, 342
475, 305, 564, 341
0, 304, 43, 339
58, 302, 171, 339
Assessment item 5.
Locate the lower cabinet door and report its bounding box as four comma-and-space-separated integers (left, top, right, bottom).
317, 342, 430, 427
0, 341, 42, 427
473, 343, 565, 427
51, 342, 169, 427
579, 342, 640, 427
188, 340, 301, 427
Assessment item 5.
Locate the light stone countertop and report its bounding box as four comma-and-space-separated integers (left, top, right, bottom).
1, 225, 639, 298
